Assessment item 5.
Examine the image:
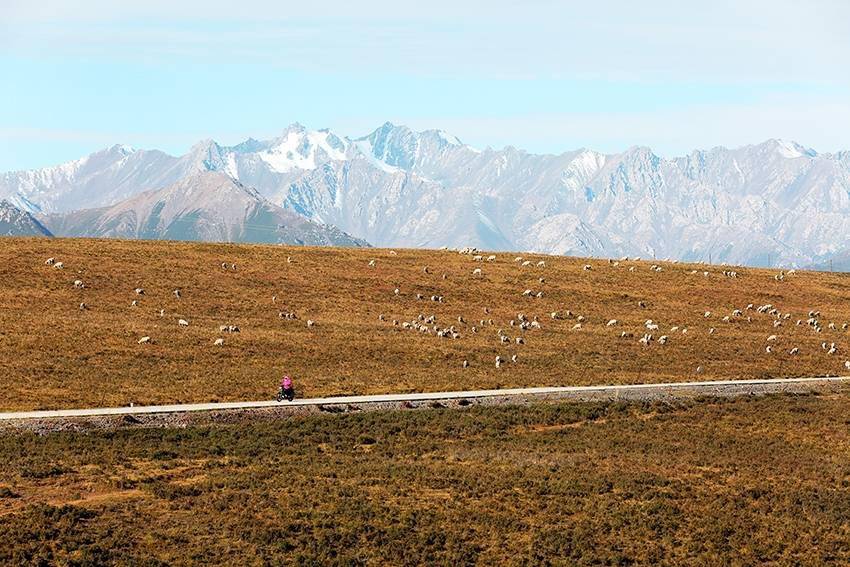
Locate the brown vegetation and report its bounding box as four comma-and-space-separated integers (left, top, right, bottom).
2, 393, 850, 564
2, 237, 850, 410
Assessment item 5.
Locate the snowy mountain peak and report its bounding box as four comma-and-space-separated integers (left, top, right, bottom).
761, 138, 817, 159
0, 200, 52, 237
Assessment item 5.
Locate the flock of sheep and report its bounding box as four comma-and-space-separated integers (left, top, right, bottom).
41, 246, 850, 377
371, 248, 850, 373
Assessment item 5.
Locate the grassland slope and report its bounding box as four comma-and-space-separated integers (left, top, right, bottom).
2, 237, 850, 411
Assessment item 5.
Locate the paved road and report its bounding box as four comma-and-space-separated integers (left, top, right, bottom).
1, 376, 848, 421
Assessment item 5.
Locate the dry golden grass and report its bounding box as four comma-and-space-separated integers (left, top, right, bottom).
2, 237, 850, 410
2, 394, 850, 564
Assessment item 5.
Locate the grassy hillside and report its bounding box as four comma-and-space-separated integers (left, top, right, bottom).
2, 237, 850, 410
2, 393, 849, 564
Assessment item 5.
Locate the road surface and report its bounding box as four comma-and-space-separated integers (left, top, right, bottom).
1, 376, 848, 421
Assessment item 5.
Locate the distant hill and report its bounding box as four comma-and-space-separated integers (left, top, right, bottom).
3, 122, 850, 267
0, 200, 52, 237
44, 171, 368, 247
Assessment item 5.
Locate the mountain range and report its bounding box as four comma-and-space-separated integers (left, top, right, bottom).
2, 122, 850, 268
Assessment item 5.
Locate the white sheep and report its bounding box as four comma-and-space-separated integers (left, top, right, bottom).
495, 356, 504, 368
178, 319, 189, 327
472, 268, 482, 276
54, 262, 64, 269
307, 320, 315, 328
767, 335, 777, 342
462, 360, 469, 368
368, 259, 376, 267
583, 264, 592, 271
45, 257, 56, 265
537, 260, 546, 267
138, 336, 152, 344
606, 319, 618, 327
658, 335, 669, 345
134, 288, 145, 295
486, 255, 496, 262
214, 338, 225, 346
73, 280, 84, 289
521, 260, 532, 267
789, 347, 799, 355
571, 323, 582, 331
174, 289, 182, 299
515, 337, 524, 345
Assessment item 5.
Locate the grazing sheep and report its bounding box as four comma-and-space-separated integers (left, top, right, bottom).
522, 289, 533, 297
765, 346, 773, 353
551, 311, 560, 319
389, 250, 397, 255
658, 335, 669, 345
178, 319, 189, 327
472, 255, 483, 262
394, 288, 400, 296
571, 323, 582, 331
500, 335, 510, 344
423, 266, 430, 274
131, 300, 139, 307
487, 255, 496, 262
790, 347, 799, 355
379, 314, 386, 321
495, 356, 504, 368
511, 354, 518, 363
79, 303, 87, 311
472, 268, 482, 276
45, 257, 56, 265
577, 315, 586, 323
306, 320, 315, 328
138, 336, 152, 344
704, 311, 711, 318
828, 344, 837, 355
272, 295, 277, 304
845, 360, 850, 370
463, 360, 469, 368
368, 259, 376, 267
620, 331, 634, 338
708, 327, 716, 335
583, 264, 592, 271
639, 333, 652, 346
221, 262, 228, 270
515, 337, 524, 345
214, 338, 225, 346
521, 260, 532, 267
670, 326, 679, 333
159, 309, 165, 317
514, 257, 523, 262
134, 288, 145, 295
638, 301, 647, 309
606, 319, 618, 327
696, 366, 704, 373
73, 279, 84, 289
767, 335, 778, 342
537, 260, 546, 267
535, 291, 544, 298
54, 262, 64, 269
629, 267, 635, 272
231, 263, 237, 271
174, 289, 182, 299
287, 256, 293, 264
416, 293, 424, 300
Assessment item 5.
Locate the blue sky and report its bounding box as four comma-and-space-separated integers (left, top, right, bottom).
1, 0, 849, 171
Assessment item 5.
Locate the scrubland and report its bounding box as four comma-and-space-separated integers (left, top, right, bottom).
1, 393, 850, 564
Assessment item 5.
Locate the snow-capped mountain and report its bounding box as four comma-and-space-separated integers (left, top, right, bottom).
0, 200, 52, 237
43, 171, 368, 247
4, 123, 850, 267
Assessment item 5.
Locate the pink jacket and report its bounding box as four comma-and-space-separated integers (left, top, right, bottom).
281, 376, 293, 389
